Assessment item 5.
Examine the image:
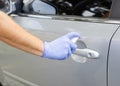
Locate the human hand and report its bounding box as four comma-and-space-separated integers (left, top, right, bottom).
42, 32, 80, 60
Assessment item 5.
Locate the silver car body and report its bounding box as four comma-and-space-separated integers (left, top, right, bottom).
0, 14, 120, 86
1, 0, 120, 86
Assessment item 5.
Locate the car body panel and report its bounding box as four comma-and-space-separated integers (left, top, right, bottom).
108, 26, 120, 86
0, 15, 119, 86
109, 0, 120, 19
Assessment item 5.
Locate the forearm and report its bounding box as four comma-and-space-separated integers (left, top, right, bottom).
0, 11, 44, 56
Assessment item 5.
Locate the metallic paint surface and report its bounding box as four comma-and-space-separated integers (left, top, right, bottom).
0, 16, 119, 86
108, 27, 120, 86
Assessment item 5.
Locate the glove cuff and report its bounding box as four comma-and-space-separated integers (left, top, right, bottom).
41, 42, 48, 58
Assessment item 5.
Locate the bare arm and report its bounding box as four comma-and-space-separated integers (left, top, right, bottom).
0, 11, 44, 56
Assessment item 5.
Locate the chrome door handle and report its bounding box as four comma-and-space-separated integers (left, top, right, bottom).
74, 48, 99, 59
72, 38, 99, 59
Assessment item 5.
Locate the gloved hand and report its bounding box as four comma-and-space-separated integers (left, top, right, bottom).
42, 32, 80, 60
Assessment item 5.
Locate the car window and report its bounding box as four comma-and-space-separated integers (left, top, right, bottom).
0, 0, 5, 9
0, 0, 10, 13
22, 0, 112, 18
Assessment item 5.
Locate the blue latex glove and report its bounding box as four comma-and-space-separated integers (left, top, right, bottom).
42, 32, 80, 60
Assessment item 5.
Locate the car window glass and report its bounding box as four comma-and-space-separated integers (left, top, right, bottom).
0, 0, 5, 9
0, 0, 11, 13
22, 0, 112, 18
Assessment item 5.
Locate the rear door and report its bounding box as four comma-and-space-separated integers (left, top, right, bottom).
0, 15, 119, 86
108, 25, 120, 86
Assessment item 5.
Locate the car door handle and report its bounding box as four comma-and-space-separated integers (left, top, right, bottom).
74, 48, 99, 59
72, 38, 100, 59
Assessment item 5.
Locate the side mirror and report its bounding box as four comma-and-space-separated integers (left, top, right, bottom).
23, 0, 57, 15
0, 0, 16, 14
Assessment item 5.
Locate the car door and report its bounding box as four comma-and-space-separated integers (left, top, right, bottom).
0, 15, 119, 86
108, 25, 120, 86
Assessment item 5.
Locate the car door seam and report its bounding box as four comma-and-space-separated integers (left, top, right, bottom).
106, 25, 120, 86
